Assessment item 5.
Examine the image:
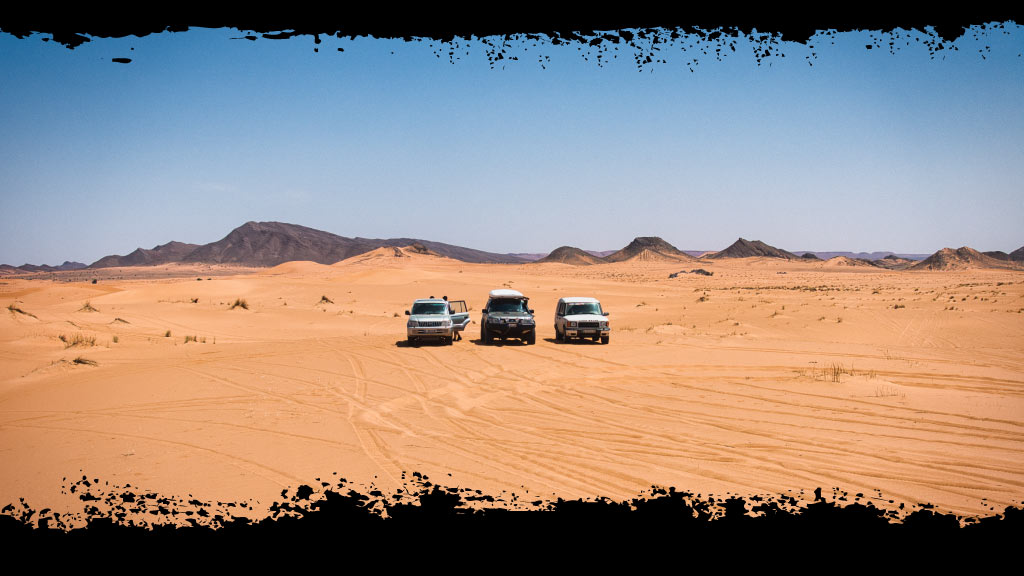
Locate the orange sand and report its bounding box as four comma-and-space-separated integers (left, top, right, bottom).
2, 251, 1022, 520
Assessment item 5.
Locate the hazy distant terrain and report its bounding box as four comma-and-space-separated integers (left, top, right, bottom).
2, 222, 1021, 274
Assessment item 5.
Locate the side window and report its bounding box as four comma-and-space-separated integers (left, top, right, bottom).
557, 302, 565, 316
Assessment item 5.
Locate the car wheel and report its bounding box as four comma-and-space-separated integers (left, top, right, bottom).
555, 326, 564, 342
592, 335, 600, 343
525, 331, 536, 345
481, 324, 490, 344
448, 336, 454, 346
601, 335, 609, 345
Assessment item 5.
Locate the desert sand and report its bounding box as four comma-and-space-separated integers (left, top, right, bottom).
2, 248, 1023, 522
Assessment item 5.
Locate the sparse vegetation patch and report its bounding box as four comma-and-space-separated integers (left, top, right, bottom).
7, 303, 37, 318
72, 357, 98, 366
319, 295, 334, 305
60, 333, 96, 348
79, 301, 98, 312
230, 298, 249, 310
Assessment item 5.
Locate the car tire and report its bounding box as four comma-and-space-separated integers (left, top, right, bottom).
601, 335, 609, 345
448, 336, 454, 346
525, 331, 536, 345
481, 324, 490, 344
592, 335, 600, 343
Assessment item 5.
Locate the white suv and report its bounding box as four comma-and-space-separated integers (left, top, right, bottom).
554, 297, 610, 344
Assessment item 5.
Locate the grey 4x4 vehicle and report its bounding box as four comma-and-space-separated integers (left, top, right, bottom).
480, 289, 536, 345
405, 298, 470, 345
554, 297, 610, 344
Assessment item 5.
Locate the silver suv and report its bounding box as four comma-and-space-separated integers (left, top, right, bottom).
480, 289, 536, 345
554, 297, 610, 344
405, 298, 470, 345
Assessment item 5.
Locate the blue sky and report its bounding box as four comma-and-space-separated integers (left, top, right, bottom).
1, 25, 1022, 265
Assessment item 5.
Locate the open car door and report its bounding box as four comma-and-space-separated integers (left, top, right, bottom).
449, 300, 470, 332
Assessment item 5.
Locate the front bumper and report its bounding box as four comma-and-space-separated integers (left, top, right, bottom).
486, 321, 535, 338
408, 327, 455, 339
566, 328, 610, 338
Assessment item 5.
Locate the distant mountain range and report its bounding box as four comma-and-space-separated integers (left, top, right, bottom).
2, 223, 1021, 273
87, 222, 528, 269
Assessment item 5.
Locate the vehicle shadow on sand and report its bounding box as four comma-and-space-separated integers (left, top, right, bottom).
468, 338, 530, 347
542, 338, 604, 345
394, 340, 456, 348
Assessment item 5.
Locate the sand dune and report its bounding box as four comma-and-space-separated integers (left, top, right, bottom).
1, 258, 1023, 524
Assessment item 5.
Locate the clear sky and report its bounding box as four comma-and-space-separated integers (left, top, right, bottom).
1, 24, 1022, 265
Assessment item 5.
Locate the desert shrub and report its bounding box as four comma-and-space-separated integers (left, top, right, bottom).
164, 330, 171, 338
230, 298, 249, 310
60, 333, 95, 348
319, 295, 334, 305
79, 301, 98, 312
184, 335, 198, 343
72, 357, 98, 366
112, 335, 119, 344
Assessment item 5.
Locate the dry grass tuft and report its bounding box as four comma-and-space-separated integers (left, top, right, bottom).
79, 301, 98, 312
319, 295, 334, 305
60, 333, 95, 348
7, 303, 37, 318
72, 357, 98, 366
230, 298, 249, 310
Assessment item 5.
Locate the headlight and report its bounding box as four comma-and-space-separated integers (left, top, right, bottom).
522, 318, 535, 325
567, 321, 577, 328
442, 320, 452, 327
601, 322, 608, 329
488, 317, 502, 324
407, 321, 418, 327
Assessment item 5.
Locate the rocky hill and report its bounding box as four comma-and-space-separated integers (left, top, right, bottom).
707, 238, 797, 260
602, 237, 697, 263
910, 247, 1020, 271
535, 246, 605, 265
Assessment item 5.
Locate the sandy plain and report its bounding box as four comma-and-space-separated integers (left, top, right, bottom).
2, 248, 1023, 522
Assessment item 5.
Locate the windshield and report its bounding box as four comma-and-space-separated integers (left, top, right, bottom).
565, 302, 603, 316
488, 299, 528, 313
411, 302, 448, 315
